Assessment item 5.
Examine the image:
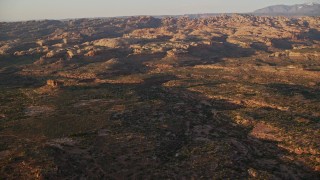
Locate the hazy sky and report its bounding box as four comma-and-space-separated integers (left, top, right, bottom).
0, 0, 315, 21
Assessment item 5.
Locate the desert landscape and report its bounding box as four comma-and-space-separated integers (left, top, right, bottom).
0, 11, 320, 179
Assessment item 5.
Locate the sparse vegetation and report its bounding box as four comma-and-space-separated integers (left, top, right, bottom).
0, 15, 320, 179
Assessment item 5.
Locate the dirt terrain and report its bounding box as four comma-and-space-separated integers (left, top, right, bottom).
0, 14, 320, 179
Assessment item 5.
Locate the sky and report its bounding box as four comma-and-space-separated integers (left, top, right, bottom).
0, 0, 316, 21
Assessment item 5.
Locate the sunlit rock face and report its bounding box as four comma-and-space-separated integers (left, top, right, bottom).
0, 14, 319, 179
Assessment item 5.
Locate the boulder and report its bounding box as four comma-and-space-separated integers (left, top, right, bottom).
47, 79, 63, 88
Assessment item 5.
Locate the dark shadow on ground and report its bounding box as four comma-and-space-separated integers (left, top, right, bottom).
97, 52, 167, 78
0, 55, 46, 88
271, 38, 293, 50
176, 42, 255, 67
267, 83, 320, 101
299, 28, 320, 41
250, 42, 270, 52
43, 74, 319, 179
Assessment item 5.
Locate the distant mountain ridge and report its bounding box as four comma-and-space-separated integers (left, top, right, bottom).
2, 3, 319, 22
253, 2, 320, 16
